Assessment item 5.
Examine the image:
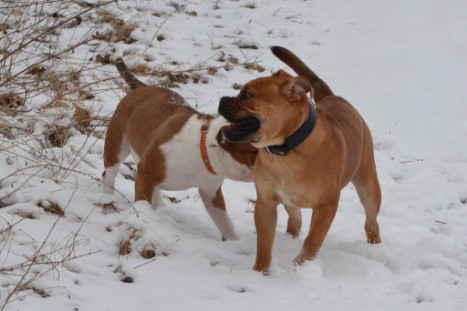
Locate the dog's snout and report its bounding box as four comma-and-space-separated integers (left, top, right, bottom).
218, 96, 233, 116
219, 96, 232, 106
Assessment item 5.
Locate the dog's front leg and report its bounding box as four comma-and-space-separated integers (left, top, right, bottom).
199, 186, 240, 241
253, 197, 279, 274
294, 202, 338, 265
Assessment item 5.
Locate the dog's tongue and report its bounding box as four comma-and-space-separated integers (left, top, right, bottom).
227, 122, 240, 130
228, 119, 258, 130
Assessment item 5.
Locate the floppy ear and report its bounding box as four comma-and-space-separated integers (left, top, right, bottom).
281, 76, 312, 101
273, 69, 293, 78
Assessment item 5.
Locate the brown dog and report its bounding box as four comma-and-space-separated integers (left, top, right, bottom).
218, 46, 381, 273
102, 58, 257, 241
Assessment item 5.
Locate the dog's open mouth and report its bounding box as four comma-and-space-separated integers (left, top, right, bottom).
221, 117, 260, 142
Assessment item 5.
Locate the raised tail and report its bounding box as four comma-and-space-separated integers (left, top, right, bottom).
116, 58, 147, 90
270, 46, 334, 102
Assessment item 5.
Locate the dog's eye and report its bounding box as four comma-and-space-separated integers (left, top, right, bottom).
241, 91, 253, 100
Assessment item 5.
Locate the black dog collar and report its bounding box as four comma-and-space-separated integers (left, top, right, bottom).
265, 97, 317, 156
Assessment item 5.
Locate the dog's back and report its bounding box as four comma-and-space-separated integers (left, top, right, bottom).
270, 46, 334, 102
104, 59, 194, 168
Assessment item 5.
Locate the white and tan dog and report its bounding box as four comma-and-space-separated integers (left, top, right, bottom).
102, 59, 257, 241
218, 46, 381, 273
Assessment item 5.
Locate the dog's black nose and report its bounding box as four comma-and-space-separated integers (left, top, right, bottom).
218, 96, 232, 116
219, 96, 231, 106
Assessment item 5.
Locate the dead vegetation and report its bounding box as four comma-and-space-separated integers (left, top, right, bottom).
93, 10, 137, 44
47, 124, 69, 147
119, 239, 132, 255
0, 2, 117, 307
37, 200, 65, 217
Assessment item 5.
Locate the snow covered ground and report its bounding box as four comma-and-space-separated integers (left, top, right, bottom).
1, 0, 466, 310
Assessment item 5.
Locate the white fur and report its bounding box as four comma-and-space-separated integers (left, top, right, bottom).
102, 137, 131, 195
102, 164, 119, 195
104, 115, 251, 240
199, 188, 240, 241
158, 115, 252, 190
205, 117, 253, 182
156, 116, 249, 240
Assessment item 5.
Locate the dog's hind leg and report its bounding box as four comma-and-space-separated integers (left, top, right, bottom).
199, 186, 240, 241
135, 147, 166, 207
102, 164, 119, 195
102, 130, 131, 195
353, 169, 382, 244
150, 187, 164, 209
284, 205, 302, 238
352, 129, 382, 244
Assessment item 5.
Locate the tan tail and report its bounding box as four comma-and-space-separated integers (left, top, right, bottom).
116, 58, 146, 90
270, 46, 334, 102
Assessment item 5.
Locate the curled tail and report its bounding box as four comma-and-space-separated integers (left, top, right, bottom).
116, 58, 146, 90
270, 46, 334, 102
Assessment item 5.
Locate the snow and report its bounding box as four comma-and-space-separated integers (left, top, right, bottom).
1, 0, 466, 310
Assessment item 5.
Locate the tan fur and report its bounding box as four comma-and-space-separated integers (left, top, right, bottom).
218, 47, 381, 273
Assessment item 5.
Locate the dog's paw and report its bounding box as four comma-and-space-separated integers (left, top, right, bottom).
253, 261, 270, 275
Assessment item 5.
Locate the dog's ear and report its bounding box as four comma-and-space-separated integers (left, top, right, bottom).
281, 76, 312, 101
273, 69, 293, 78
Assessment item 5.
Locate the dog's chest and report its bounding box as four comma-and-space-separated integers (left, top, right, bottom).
276, 182, 327, 209
276, 186, 296, 207
274, 182, 306, 208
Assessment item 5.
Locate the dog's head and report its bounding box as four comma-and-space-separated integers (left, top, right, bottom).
218, 70, 313, 149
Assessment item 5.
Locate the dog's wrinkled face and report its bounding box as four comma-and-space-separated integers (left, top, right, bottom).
218, 70, 312, 148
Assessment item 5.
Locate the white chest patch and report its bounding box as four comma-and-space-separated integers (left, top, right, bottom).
277, 186, 295, 207
276, 181, 309, 208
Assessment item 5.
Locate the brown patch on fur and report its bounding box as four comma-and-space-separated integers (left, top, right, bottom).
211, 188, 226, 211
216, 131, 257, 169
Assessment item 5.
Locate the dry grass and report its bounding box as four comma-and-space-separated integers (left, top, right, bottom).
0, 2, 116, 306
119, 240, 132, 255
73, 106, 93, 133
238, 43, 258, 49
244, 62, 265, 72
0, 93, 24, 112
37, 200, 65, 217
47, 125, 69, 148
